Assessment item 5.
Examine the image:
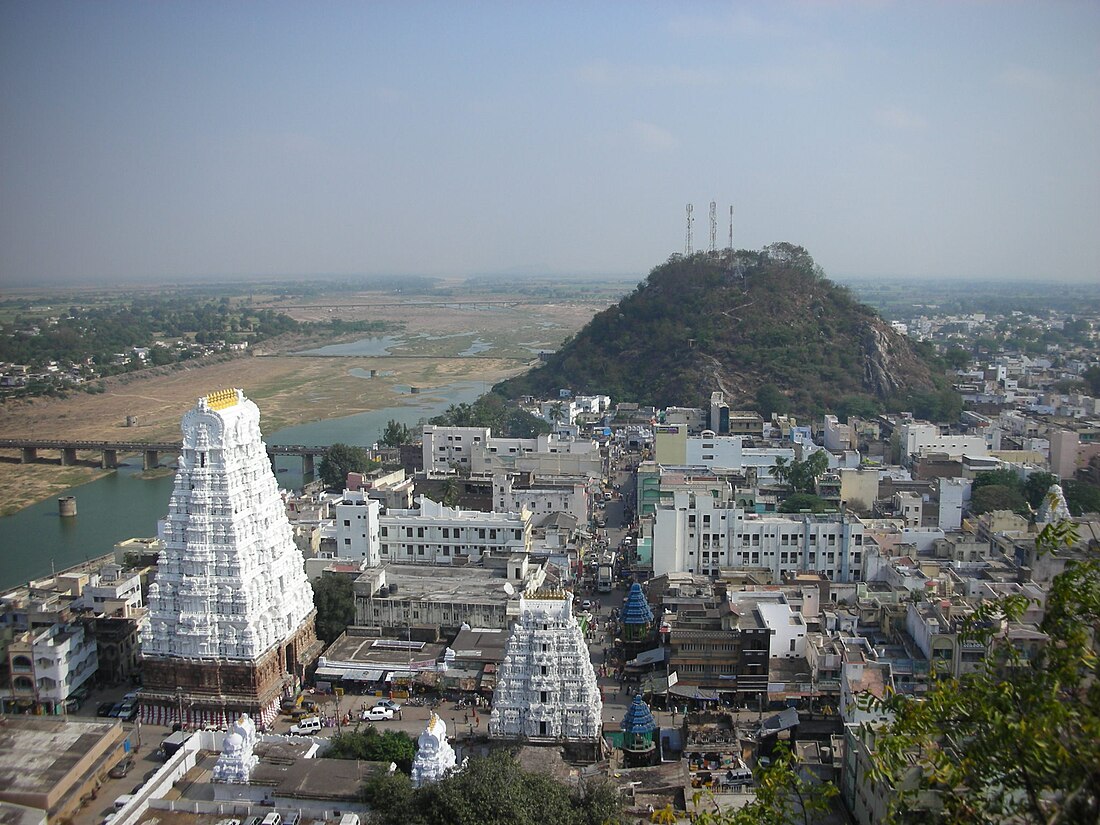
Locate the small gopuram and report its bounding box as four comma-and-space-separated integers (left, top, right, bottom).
212, 714, 260, 783
621, 582, 655, 643
489, 590, 603, 758
619, 694, 658, 768
141, 389, 322, 728
411, 713, 458, 787
1037, 483, 1072, 524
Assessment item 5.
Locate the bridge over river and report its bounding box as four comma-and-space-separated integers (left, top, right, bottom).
0, 438, 326, 473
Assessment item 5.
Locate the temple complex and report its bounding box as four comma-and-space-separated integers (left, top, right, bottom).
489, 591, 602, 749
141, 389, 322, 728
410, 713, 458, 787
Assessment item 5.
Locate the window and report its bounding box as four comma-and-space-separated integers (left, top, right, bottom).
381, 527, 388, 536
343, 520, 351, 527
344, 538, 351, 545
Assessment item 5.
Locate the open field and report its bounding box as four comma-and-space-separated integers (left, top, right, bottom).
0, 289, 616, 514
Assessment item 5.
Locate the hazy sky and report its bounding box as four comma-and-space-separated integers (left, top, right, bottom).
1, 2, 1098, 285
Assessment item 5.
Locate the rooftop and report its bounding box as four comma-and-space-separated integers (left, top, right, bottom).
0, 717, 122, 798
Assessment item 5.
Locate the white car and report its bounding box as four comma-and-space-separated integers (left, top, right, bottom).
360, 706, 395, 722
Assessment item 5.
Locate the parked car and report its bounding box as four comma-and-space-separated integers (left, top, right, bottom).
97, 701, 115, 717
108, 757, 134, 779
108, 702, 125, 717
360, 707, 395, 722
581, 599, 592, 611
372, 699, 402, 712
288, 716, 322, 736
118, 703, 138, 721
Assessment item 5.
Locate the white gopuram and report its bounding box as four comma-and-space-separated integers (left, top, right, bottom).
489, 590, 602, 743
141, 389, 320, 728
212, 714, 260, 783
1037, 483, 1072, 524
410, 712, 458, 787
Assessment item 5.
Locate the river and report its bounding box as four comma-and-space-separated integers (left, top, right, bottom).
0, 379, 487, 591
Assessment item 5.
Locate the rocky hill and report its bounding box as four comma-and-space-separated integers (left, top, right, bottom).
495, 244, 945, 418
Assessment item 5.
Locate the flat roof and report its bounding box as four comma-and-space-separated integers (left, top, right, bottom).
360, 564, 521, 604
0, 717, 121, 799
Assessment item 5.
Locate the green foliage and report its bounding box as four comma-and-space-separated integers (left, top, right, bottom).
690, 744, 838, 825
493, 247, 938, 415
1023, 471, 1058, 510
327, 726, 417, 774
867, 520, 1100, 824
362, 750, 622, 825
773, 451, 829, 495
319, 443, 377, 489
1063, 479, 1100, 516
431, 396, 551, 438
380, 419, 412, 447
969, 484, 1027, 515
972, 468, 1023, 491
755, 383, 785, 417
778, 493, 830, 514
1084, 365, 1100, 396
312, 574, 355, 644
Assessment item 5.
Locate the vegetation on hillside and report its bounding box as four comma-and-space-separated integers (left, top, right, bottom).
429, 394, 551, 438
494, 245, 944, 418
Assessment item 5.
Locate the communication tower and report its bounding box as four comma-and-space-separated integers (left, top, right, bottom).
709, 201, 717, 253
685, 204, 694, 255
729, 206, 734, 250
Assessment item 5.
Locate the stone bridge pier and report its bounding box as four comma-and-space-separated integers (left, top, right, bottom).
21, 447, 37, 464
60, 447, 78, 466
102, 449, 118, 469
302, 454, 315, 476
143, 449, 160, 470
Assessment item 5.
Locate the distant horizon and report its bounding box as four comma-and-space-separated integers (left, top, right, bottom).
2, 4, 1097, 287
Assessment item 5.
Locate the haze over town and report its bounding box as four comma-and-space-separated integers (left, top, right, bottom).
1, 2, 1098, 286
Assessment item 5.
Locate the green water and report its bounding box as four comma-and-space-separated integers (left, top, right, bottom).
0, 379, 486, 590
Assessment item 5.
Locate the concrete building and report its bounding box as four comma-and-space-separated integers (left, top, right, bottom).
492, 471, 588, 525
353, 556, 546, 633
685, 433, 796, 481
651, 491, 870, 583
378, 496, 531, 564
0, 717, 129, 823
142, 389, 321, 728
422, 426, 602, 478
823, 415, 853, 452
729, 592, 807, 659
334, 490, 382, 567
899, 422, 988, 462
3, 622, 97, 715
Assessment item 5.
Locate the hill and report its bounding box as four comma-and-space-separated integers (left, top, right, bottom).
495, 244, 949, 418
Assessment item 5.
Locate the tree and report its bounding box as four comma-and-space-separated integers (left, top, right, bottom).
380, 419, 412, 447
1023, 471, 1058, 510
778, 493, 830, 514
756, 383, 785, 418
312, 574, 355, 644
1062, 479, 1100, 516
972, 468, 1023, 492
866, 519, 1100, 823
327, 726, 417, 774
362, 750, 622, 825
969, 484, 1027, 515
1084, 364, 1100, 396
319, 443, 376, 489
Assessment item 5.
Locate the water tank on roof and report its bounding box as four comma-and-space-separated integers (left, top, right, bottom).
389, 583, 398, 595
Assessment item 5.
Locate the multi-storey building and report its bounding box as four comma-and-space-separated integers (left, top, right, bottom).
492, 472, 589, 525
421, 425, 602, 478
378, 496, 531, 564
4, 622, 97, 714
651, 491, 870, 582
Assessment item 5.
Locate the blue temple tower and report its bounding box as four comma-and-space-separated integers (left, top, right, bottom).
619, 693, 659, 767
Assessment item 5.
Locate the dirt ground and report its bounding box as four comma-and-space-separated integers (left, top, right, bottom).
0, 292, 610, 514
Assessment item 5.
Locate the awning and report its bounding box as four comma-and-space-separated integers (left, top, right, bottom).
668, 684, 719, 701
314, 667, 346, 679
627, 647, 666, 668
343, 669, 385, 682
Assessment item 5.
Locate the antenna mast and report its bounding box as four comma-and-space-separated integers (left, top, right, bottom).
709, 201, 717, 253
685, 204, 694, 255
729, 206, 734, 250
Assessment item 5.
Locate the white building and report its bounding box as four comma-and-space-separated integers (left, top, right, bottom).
422, 426, 602, 478
823, 415, 853, 452
489, 591, 602, 744
80, 564, 144, 615
685, 432, 795, 481
651, 491, 869, 582
334, 491, 382, 567
899, 422, 988, 462
4, 622, 97, 714
492, 472, 589, 525
378, 496, 531, 564
729, 592, 807, 659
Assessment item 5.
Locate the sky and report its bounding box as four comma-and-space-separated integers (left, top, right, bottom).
1, 2, 1098, 286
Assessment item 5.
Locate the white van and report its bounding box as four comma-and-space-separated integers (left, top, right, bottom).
261, 814, 281, 825
288, 716, 321, 735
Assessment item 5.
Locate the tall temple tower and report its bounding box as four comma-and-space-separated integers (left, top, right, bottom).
489, 591, 602, 748
141, 389, 321, 728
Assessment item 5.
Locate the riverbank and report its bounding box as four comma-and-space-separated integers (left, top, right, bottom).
0, 353, 528, 515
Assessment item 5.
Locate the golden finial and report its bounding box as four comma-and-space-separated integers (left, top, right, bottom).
203, 388, 241, 411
